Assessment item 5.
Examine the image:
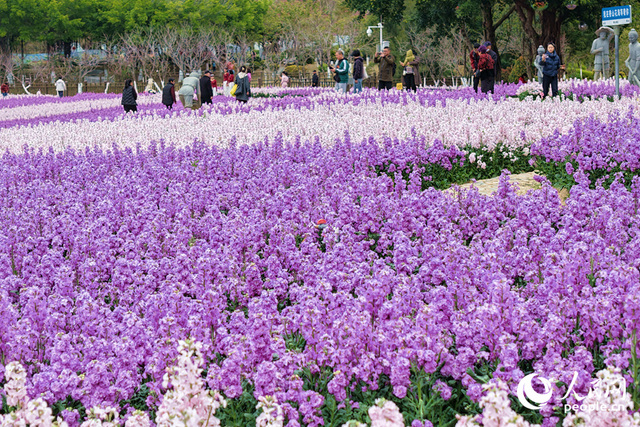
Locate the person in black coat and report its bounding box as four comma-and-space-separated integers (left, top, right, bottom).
121, 79, 137, 113
484, 41, 498, 94
234, 65, 251, 103
352, 50, 364, 93
162, 78, 177, 109
312, 70, 319, 87
200, 70, 213, 105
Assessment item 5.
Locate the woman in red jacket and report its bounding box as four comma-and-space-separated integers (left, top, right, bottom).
477, 45, 494, 94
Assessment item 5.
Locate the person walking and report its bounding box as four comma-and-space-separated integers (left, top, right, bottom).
162, 78, 177, 110
374, 46, 395, 90
1, 82, 8, 97
477, 45, 494, 94
177, 71, 201, 109
312, 70, 319, 87
234, 65, 251, 103
469, 43, 480, 92
55, 78, 67, 98
331, 49, 349, 93
484, 42, 498, 93
200, 70, 213, 105
121, 79, 138, 113
401, 49, 420, 92
540, 43, 563, 99
352, 50, 364, 94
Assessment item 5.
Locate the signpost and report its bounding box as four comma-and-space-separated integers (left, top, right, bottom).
602, 5, 632, 26
602, 5, 632, 98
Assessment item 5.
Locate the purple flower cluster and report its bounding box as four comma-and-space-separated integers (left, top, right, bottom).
0, 132, 639, 424
0, 86, 519, 131
562, 78, 640, 99
0, 92, 122, 110
531, 107, 640, 187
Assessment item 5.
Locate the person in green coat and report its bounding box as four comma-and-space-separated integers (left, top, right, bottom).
330, 49, 349, 94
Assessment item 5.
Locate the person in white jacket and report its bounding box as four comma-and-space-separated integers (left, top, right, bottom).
55, 78, 67, 98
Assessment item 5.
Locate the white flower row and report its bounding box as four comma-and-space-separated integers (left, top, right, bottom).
0, 94, 636, 154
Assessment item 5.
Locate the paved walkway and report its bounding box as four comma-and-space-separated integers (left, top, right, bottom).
447, 171, 570, 202
454, 172, 540, 196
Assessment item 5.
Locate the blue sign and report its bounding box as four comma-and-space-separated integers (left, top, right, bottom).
602, 5, 632, 26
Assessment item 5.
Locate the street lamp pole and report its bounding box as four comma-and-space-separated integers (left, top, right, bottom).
367, 23, 384, 51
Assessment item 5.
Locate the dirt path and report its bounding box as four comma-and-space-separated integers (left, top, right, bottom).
454, 171, 541, 195
448, 171, 570, 202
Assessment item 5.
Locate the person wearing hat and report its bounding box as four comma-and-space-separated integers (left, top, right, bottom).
540, 43, 563, 98
469, 43, 480, 92
591, 27, 614, 80
200, 70, 213, 105
626, 29, 640, 86
483, 41, 498, 93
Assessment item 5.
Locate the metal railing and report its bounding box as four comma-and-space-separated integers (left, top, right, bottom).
2, 75, 471, 96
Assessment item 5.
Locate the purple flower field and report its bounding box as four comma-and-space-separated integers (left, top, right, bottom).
1, 84, 640, 426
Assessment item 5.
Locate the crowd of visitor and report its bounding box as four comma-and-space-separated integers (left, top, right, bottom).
0, 40, 567, 110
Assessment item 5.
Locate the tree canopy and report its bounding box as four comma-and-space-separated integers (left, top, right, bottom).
0, 0, 269, 48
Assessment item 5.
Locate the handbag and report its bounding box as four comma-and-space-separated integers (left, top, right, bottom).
230, 83, 238, 96
334, 59, 343, 82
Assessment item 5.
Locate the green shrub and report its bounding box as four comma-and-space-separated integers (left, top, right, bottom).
284, 65, 303, 76
508, 56, 529, 83
564, 66, 594, 80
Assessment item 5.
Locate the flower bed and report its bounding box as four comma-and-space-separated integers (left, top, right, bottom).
1, 83, 640, 426
532, 107, 640, 189
515, 77, 640, 100
0, 136, 639, 425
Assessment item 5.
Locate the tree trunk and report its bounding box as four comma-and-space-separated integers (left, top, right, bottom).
64, 41, 72, 58
540, 9, 564, 52
481, 1, 500, 80
514, 0, 566, 58
480, 2, 515, 82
